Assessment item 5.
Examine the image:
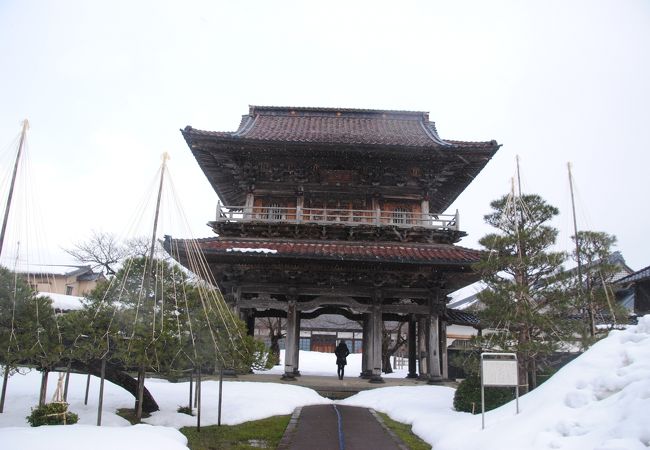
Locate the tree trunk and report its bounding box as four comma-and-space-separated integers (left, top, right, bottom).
69, 359, 159, 413
529, 359, 538, 390
39, 369, 49, 406
270, 335, 281, 366
382, 354, 393, 374
266, 318, 283, 366
382, 322, 406, 375
135, 363, 145, 422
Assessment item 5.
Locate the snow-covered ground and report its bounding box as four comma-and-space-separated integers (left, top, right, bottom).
2, 316, 650, 450
256, 348, 411, 378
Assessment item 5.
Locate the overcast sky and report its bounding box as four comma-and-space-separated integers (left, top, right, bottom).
0, 0, 648, 271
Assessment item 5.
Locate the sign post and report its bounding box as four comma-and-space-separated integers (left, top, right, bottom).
480, 352, 519, 429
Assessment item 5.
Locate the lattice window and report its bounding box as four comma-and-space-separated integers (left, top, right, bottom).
269, 202, 283, 221
392, 207, 409, 224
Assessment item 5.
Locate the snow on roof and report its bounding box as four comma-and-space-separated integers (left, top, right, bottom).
225, 248, 278, 254
10, 263, 91, 277
447, 281, 485, 310
39, 292, 85, 311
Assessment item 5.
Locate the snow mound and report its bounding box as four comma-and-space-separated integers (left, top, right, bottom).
342, 315, 650, 450
0, 424, 188, 450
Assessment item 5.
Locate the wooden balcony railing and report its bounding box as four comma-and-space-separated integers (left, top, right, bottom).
214, 203, 459, 231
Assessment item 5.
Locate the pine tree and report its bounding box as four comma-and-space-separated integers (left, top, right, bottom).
475, 193, 575, 392
0, 266, 63, 371
570, 231, 627, 345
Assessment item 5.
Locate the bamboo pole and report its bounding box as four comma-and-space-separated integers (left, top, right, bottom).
0, 122, 29, 414
84, 373, 91, 405
196, 368, 201, 432
63, 362, 71, 402
568, 163, 590, 336
218, 367, 224, 426
0, 120, 28, 256
188, 370, 193, 410
136, 153, 169, 423
97, 357, 106, 426
194, 369, 199, 408
0, 366, 9, 413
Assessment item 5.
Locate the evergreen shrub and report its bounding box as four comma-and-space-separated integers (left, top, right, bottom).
177, 406, 194, 416
453, 374, 515, 414
27, 402, 79, 426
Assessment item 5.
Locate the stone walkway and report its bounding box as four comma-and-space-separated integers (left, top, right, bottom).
278, 404, 408, 450
232, 372, 455, 399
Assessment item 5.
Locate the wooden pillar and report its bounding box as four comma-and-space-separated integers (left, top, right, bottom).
372, 197, 381, 225
246, 314, 255, 337
293, 313, 301, 376
421, 198, 430, 226
369, 297, 384, 383
244, 192, 254, 219
239, 307, 255, 337
407, 315, 418, 378
440, 320, 448, 380
360, 314, 371, 378
417, 317, 428, 378
427, 314, 442, 382
296, 194, 304, 223
282, 299, 297, 380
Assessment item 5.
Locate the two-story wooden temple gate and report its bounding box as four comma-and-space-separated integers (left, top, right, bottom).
167, 106, 499, 382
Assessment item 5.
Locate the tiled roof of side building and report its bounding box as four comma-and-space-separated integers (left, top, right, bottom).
445, 308, 480, 327
182, 105, 499, 150
617, 265, 650, 284
179, 237, 482, 265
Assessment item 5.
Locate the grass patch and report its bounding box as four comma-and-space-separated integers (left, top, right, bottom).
116, 408, 151, 425
177, 406, 194, 416
180, 415, 291, 450
377, 412, 431, 450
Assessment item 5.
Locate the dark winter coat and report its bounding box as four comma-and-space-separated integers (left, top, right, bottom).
334, 342, 350, 366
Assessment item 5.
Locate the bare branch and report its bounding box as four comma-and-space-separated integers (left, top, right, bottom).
64, 231, 127, 275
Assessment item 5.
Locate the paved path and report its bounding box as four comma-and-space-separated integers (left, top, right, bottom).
231, 372, 455, 399
278, 404, 407, 450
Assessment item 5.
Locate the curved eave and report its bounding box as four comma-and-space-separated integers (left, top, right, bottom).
181, 126, 500, 153
180, 126, 499, 208
168, 237, 482, 268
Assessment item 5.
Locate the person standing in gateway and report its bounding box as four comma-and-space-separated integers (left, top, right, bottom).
334, 341, 350, 380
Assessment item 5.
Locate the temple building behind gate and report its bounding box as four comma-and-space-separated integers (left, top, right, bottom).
168, 105, 499, 382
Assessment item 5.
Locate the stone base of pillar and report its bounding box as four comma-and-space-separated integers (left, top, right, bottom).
405, 372, 418, 379
281, 372, 296, 381
359, 370, 372, 379
369, 375, 385, 384
292, 369, 301, 377
427, 375, 443, 384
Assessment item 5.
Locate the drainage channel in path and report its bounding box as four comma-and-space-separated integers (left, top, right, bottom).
278, 404, 408, 450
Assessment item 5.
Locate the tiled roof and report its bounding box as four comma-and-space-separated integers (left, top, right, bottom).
445, 308, 480, 327
183, 105, 498, 149
617, 265, 650, 284
183, 237, 481, 265
13, 264, 93, 277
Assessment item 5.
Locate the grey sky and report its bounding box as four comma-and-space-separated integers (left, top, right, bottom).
0, 0, 648, 270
